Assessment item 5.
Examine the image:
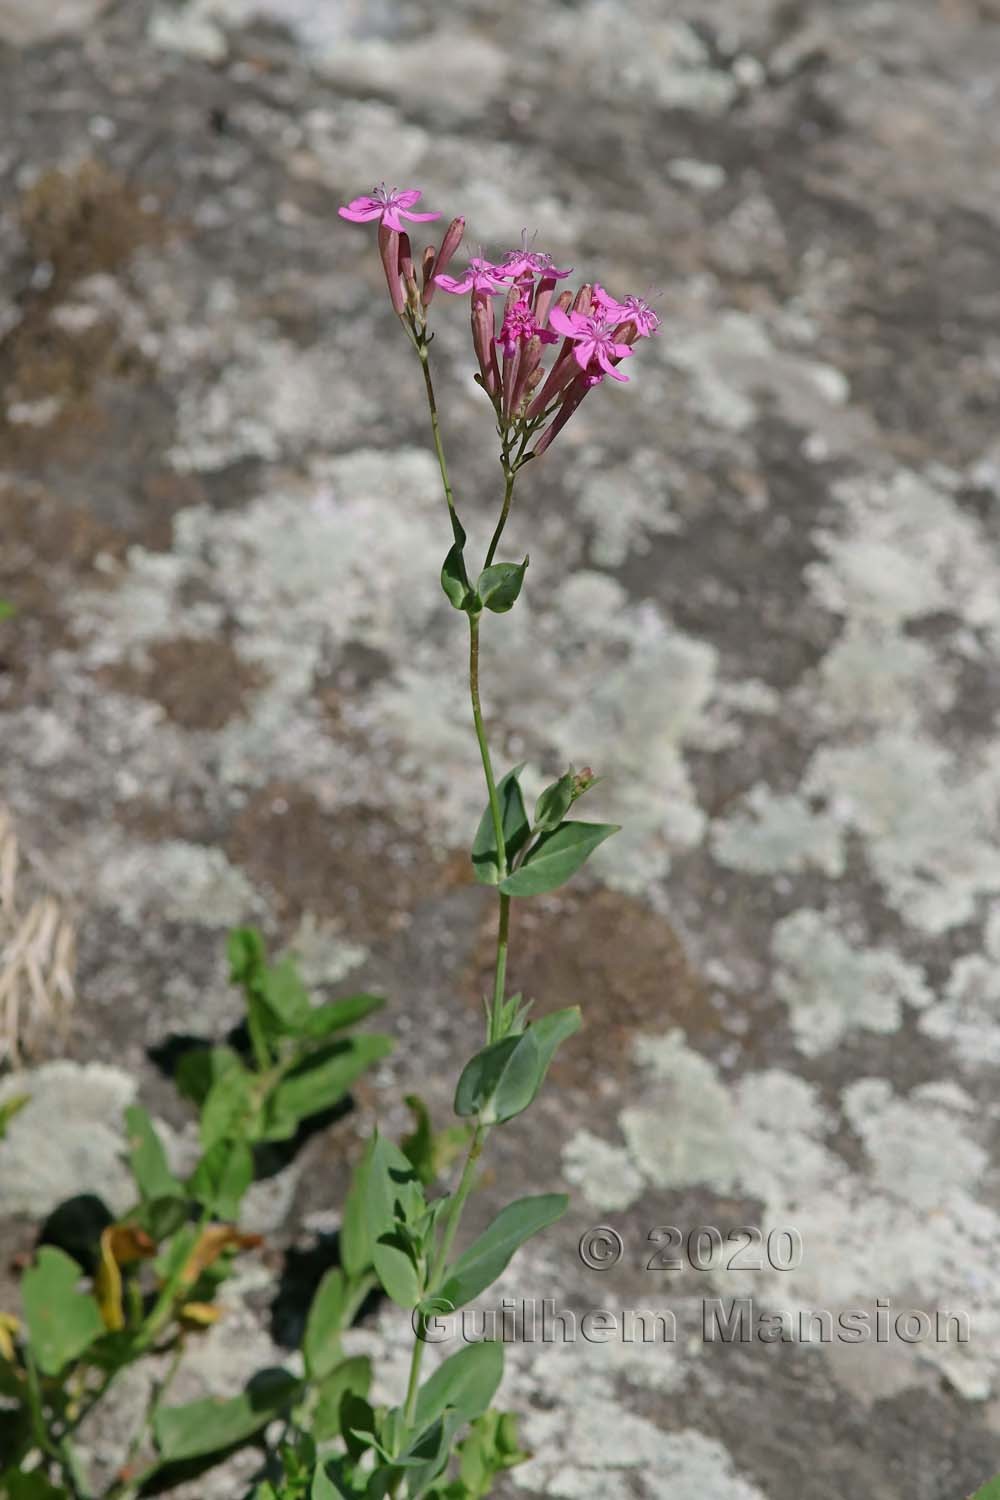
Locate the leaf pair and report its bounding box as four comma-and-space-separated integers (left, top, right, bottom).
454, 1008, 580, 1124
471, 766, 617, 895
441, 533, 528, 617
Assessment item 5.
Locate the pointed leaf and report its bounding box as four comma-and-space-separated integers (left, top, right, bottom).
454, 1009, 580, 1124
413, 1339, 504, 1430
21, 1248, 104, 1375
263, 1035, 392, 1137
298, 993, 384, 1040
498, 821, 619, 897
189, 1137, 253, 1221
304, 1268, 347, 1381
373, 1228, 423, 1309
441, 538, 476, 612
153, 1369, 300, 1461
311, 1354, 372, 1442
439, 1195, 568, 1310
476, 557, 528, 614
258, 957, 312, 1035
311, 1466, 349, 1500
124, 1105, 182, 1202
471, 765, 529, 886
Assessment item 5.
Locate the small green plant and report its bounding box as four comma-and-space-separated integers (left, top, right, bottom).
0, 930, 391, 1498
245, 190, 656, 1499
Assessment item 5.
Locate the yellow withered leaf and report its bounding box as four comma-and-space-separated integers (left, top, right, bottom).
178, 1301, 223, 1329
95, 1224, 157, 1331
0, 1312, 20, 1363
177, 1226, 263, 1289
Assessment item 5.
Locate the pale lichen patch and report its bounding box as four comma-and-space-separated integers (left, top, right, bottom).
771, 908, 932, 1055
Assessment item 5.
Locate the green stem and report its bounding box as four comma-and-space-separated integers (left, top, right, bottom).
483, 469, 515, 570
419, 345, 464, 550
469, 614, 506, 882
402, 1126, 488, 1429
490, 895, 510, 1043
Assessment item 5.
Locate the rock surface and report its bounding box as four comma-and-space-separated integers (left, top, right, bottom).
2, 0, 1000, 1496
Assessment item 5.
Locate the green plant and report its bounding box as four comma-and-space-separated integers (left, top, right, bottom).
247, 192, 657, 1499
0, 930, 391, 1498
2, 187, 655, 1499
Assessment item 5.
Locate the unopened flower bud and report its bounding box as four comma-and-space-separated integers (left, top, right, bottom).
572, 283, 593, 316
533, 372, 591, 456
510, 333, 542, 415
399, 233, 419, 309
471, 292, 500, 398
377, 223, 405, 316
571, 766, 597, 798
533, 274, 557, 327
423, 216, 465, 308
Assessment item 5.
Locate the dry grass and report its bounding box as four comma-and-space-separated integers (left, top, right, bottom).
0, 805, 76, 1067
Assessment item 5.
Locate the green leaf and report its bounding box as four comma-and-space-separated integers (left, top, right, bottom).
459, 1410, 530, 1495
366, 1134, 426, 1309
4, 1472, 65, 1500
498, 821, 619, 897
970, 1483, 1000, 1500
311, 1466, 349, 1500
0, 1093, 28, 1140
373, 1228, 422, 1310
154, 1369, 300, 1462
401, 1094, 436, 1187
441, 529, 476, 613
258, 958, 313, 1035
476, 557, 528, 614
194, 1049, 256, 1149
439, 1195, 568, 1310
339, 1392, 377, 1461
311, 1355, 372, 1443
137, 1194, 190, 1243
413, 1340, 504, 1431
263, 1035, 392, 1138
532, 774, 574, 834
454, 1009, 581, 1125
21, 1247, 105, 1376
471, 766, 529, 886
303, 1268, 347, 1382
124, 1105, 182, 1202
0, 600, 15, 622
453, 1037, 519, 1119
228, 927, 267, 986
339, 1147, 373, 1279
188, 1138, 253, 1221
298, 993, 384, 1040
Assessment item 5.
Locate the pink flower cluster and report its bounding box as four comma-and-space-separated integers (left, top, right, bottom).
339, 185, 659, 455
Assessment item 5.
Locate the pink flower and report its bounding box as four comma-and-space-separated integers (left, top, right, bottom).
547, 306, 634, 381
338, 184, 441, 233
495, 297, 558, 358
591, 283, 625, 318
617, 294, 661, 337
496, 232, 573, 282
434, 256, 509, 296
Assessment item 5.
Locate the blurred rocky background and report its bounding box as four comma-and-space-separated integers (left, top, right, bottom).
2, 0, 1000, 1495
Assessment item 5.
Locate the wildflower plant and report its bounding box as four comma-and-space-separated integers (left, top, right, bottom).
0, 187, 658, 1500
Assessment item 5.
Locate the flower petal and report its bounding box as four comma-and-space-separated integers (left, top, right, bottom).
596, 347, 630, 380
547, 305, 582, 338
399, 208, 442, 223
395, 189, 423, 207
338, 203, 382, 222
433, 272, 473, 294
